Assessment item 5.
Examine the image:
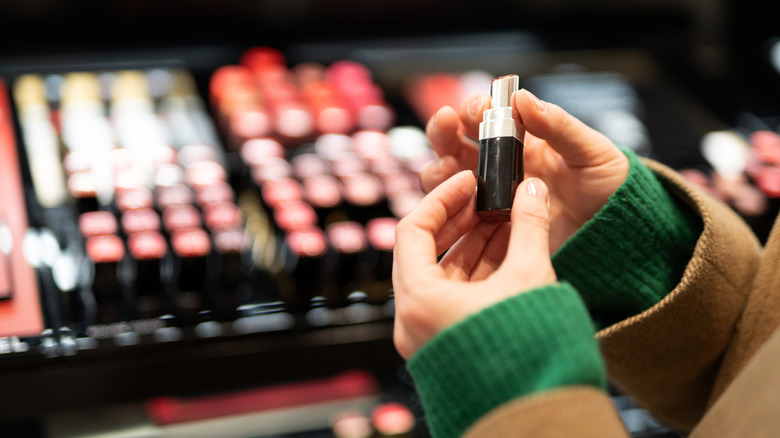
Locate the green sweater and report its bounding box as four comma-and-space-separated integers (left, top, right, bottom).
406, 149, 703, 437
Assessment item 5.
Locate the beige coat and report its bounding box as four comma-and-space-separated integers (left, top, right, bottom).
465, 159, 780, 437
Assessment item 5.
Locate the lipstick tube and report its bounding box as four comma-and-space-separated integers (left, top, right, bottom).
209, 227, 247, 321
325, 221, 370, 306
84, 234, 127, 324
168, 227, 211, 325
281, 226, 329, 311
127, 230, 168, 319
476, 75, 524, 222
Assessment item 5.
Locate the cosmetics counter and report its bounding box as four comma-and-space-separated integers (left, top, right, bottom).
1, 2, 779, 436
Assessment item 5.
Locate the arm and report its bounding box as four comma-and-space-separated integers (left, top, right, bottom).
408, 283, 628, 438
451, 154, 764, 434
410, 88, 762, 435
403, 149, 705, 437
593, 159, 762, 431
393, 170, 630, 437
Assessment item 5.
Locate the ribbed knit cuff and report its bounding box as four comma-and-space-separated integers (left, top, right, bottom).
407, 283, 605, 438
552, 149, 702, 329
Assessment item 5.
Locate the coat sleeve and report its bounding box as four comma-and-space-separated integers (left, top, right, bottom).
464, 386, 629, 438
596, 159, 762, 432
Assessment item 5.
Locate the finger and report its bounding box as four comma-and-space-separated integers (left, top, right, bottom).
439, 220, 504, 280
457, 94, 490, 140
419, 155, 459, 193
395, 170, 478, 278
426, 105, 479, 170
515, 89, 619, 168
466, 223, 512, 280
503, 178, 553, 274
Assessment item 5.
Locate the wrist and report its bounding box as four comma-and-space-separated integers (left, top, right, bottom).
552, 148, 703, 328
407, 282, 605, 438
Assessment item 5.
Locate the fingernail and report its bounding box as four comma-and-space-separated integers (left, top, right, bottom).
468, 96, 486, 117
526, 178, 549, 202
432, 108, 442, 128
523, 89, 546, 112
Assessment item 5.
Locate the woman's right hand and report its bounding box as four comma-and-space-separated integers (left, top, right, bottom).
420, 89, 629, 253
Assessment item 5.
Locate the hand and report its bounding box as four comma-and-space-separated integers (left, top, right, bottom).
420, 89, 629, 252
392, 170, 556, 359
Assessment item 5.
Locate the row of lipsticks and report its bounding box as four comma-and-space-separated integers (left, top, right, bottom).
13, 69, 251, 328
209, 47, 433, 313
11, 47, 433, 332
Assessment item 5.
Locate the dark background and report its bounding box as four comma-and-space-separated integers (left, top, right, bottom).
0, 0, 778, 117
0, 1, 778, 436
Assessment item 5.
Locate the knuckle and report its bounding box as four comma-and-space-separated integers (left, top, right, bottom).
516, 207, 550, 231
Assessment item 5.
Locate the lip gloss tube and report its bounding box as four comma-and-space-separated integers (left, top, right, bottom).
476, 75, 524, 222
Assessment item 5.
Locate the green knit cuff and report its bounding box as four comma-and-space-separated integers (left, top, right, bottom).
407, 283, 606, 438
552, 149, 702, 329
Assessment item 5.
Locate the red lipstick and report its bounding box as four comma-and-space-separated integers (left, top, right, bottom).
127, 230, 168, 319
169, 227, 212, 325
121, 208, 161, 235
325, 221, 369, 305
85, 234, 126, 324
79, 211, 119, 238
155, 183, 195, 210
273, 200, 318, 233
366, 217, 397, 287
281, 226, 329, 311
162, 205, 202, 234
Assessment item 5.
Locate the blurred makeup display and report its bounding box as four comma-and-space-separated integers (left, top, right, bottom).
6, 49, 427, 351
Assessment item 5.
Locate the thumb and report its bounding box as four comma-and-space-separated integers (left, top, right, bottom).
503, 177, 553, 272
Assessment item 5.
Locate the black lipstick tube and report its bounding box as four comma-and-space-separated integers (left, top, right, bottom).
476, 75, 524, 222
